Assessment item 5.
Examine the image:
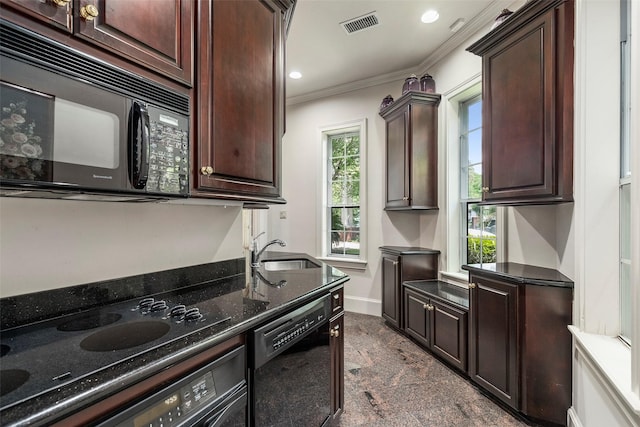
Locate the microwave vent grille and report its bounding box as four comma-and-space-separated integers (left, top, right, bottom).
0, 20, 189, 115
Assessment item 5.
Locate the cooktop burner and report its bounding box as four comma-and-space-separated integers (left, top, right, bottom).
57, 312, 122, 332
0, 283, 237, 411
80, 321, 171, 352
0, 369, 29, 397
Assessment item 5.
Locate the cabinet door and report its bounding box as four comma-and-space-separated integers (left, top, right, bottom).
74, 0, 193, 86
381, 254, 400, 327
431, 299, 467, 372
195, 0, 284, 201
468, 275, 519, 409
0, 0, 72, 31
403, 288, 430, 347
330, 313, 344, 419
481, 9, 555, 202
385, 109, 409, 208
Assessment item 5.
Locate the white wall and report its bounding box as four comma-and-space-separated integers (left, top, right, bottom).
0, 198, 244, 296
269, 79, 419, 315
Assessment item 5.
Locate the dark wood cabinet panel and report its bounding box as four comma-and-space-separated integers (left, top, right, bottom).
380, 247, 439, 330
330, 312, 344, 419
520, 284, 573, 424
403, 283, 468, 373
381, 254, 401, 328
75, 0, 193, 86
431, 299, 467, 371
468, 276, 519, 409
0, 0, 71, 31
0, 0, 193, 86
380, 92, 440, 211
467, 0, 574, 205
194, 0, 288, 203
404, 288, 430, 347
468, 268, 573, 425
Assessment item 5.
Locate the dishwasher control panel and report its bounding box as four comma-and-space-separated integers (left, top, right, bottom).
252, 294, 330, 369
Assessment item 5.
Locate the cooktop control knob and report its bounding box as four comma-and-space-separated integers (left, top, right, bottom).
137, 297, 155, 310
184, 307, 203, 322
169, 304, 187, 318
150, 300, 168, 312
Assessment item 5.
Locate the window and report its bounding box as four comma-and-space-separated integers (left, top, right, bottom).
619, 0, 632, 344
320, 119, 367, 265
460, 95, 496, 265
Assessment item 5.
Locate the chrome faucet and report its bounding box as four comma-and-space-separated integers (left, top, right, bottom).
250, 232, 286, 268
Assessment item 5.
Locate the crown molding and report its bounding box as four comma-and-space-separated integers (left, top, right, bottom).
286, 0, 508, 106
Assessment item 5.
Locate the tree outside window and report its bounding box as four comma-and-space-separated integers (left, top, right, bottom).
328, 132, 360, 257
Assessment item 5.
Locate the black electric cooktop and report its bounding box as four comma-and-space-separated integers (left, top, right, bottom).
0, 253, 349, 425
0, 276, 243, 410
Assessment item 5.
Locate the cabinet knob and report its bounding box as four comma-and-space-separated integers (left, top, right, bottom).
423, 303, 434, 311
402, 196, 409, 201
200, 166, 214, 176
481, 186, 489, 192
330, 328, 340, 338
80, 4, 99, 21
51, 0, 71, 6
469, 282, 477, 289
333, 294, 340, 300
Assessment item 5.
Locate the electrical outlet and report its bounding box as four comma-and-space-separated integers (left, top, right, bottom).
279, 211, 287, 219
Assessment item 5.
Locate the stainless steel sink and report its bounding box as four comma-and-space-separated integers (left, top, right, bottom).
262, 259, 321, 271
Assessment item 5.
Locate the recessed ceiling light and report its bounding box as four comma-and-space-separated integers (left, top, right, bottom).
289, 71, 302, 79
421, 10, 439, 24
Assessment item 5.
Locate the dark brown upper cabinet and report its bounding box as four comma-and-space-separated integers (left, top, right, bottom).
194, 0, 292, 204
467, 0, 574, 205
75, 0, 193, 86
0, 0, 72, 31
380, 92, 440, 211
0, 0, 194, 87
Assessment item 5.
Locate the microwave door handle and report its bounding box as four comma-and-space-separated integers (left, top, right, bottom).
130, 101, 150, 189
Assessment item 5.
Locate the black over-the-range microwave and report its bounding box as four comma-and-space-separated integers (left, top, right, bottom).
0, 20, 190, 201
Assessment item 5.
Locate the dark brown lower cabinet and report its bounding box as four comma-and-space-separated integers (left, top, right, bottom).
403, 283, 468, 372
379, 247, 440, 330
468, 276, 519, 409
468, 271, 573, 426
330, 286, 344, 420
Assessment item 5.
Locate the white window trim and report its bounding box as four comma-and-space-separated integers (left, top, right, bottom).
440, 75, 506, 281
570, 0, 639, 419
316, 118, 368, 270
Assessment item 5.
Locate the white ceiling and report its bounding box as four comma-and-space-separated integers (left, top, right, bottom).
285, 0, 514, 104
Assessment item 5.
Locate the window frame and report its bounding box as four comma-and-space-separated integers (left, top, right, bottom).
441, 77, 505, 283
619, 0, 632, 345
459, 94, 497, 267
317, 118, 367, 270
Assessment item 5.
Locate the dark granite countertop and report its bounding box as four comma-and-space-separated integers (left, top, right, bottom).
403, 280, 469, 310
379, 246, 441, 255
462, 262, 574, 288
0, 252, 349, 426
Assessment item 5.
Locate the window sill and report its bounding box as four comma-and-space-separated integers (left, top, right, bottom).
439, 271, 469, 287
317, 257, 367, 271
568, 325, 640, 420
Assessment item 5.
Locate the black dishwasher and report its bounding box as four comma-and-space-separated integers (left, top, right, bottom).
250, 294, 332, 427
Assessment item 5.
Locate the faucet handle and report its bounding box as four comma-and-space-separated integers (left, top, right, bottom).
251, 231, 266, 249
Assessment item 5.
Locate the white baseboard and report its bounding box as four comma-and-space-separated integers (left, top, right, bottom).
567, 407, 584, 427
344, 296, 380, 317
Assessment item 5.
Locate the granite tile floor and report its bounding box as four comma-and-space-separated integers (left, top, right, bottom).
337, 312, 537, 427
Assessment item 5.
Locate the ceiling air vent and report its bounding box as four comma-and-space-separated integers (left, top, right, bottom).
340, 12, 379, 34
